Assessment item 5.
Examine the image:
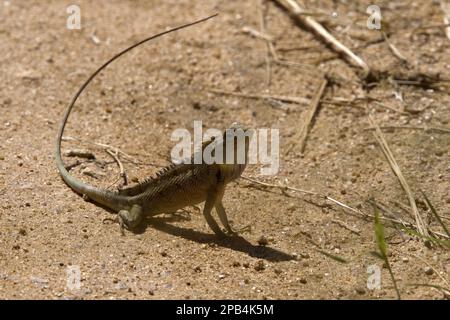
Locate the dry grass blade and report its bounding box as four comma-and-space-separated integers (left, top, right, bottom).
331, 219, 361, 235
209, 88, 309, 105
241, 26, 274, 42
259, 0, 274, 86
441, 1, 450, 41
294, 231, 348, 263
365, 126, 450, 134
381, 31, 408, 63
407, 283, 450, 296
241, 176, 366, 217
368, 116, 429, 237
271, 0, 370, 77
286, 78, 327, 154
406, 252, 450, 288
242, 176, 450, 241
106, 149, 128, 188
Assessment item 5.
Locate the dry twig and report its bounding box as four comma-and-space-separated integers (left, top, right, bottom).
286, 78, 327, 154
365, 125, 450, 134
382, 31, 408, 63
106, 149, 128, 188
271, 0, 371, 77
241, 176, 450, 240
331, 219, 361, 235
368, 116, 429, 237
441, 1, 450, 41
209, 88, 309, 105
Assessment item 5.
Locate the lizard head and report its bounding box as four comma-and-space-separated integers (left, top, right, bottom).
219, 122, 254, 182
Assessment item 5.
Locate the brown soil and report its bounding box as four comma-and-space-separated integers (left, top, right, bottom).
0, 0, 449, 299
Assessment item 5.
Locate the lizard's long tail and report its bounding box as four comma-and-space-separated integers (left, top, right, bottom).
55, 13, 218, 210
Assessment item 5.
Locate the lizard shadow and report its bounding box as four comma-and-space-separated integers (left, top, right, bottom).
141, 216, 295, 262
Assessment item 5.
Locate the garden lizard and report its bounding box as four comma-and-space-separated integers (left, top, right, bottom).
55, 14, 253, 237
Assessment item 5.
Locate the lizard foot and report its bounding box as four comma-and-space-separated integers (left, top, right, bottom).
224, 224, 252, 237
117, 204, 143, 233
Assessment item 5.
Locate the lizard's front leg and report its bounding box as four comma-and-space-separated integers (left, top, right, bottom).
203, 190, 227, 238
118, 204, 143, 231
215, 200, 251, 236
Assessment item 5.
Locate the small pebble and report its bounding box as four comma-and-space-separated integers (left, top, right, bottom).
254, 260, 265, 271
424, 266, 434, 275
300, 253, 310, 259
257, 235, 268, 246
355, 287, 366, 295
274, 269, 283, 275
193, 266, 202, 273
300, 278, 307, 284
287, 203, 297, 211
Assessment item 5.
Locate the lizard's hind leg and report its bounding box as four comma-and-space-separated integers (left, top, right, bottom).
118, 204, 144, 231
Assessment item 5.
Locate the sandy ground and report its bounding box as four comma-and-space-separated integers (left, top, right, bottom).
0, 0, 449, 299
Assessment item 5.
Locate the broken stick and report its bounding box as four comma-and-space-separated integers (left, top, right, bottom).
272, 0, 371, 78
286, 78, 327, 154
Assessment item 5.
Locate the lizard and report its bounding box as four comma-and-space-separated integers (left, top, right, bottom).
55, 14, 253, 237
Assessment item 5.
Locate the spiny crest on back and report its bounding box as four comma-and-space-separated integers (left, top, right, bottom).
117, 135, 218, 196
116, 123, 250, 197
118, 161, 185, 196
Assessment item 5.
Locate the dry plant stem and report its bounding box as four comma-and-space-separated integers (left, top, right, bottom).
242, 176, 450, 240
242, 176, 360, 214
211, 88, 377, 110
63, 136, 143, 165
441, 1, 450, 41
106, 149, 128, 188
368, 116, 429, 237
259, 0, 273, 86
365, 126, 450, 134
273, 59, 317, 71
272, 0, 370, 77
373, 102, 409, 115
369, 198, 450, 240
209, 88, 309, 105
287, 78, 327, 154
382, 31, 408, 63
241, 26, 274, 42
407, 252, 450, 288
331, 218, 361, 235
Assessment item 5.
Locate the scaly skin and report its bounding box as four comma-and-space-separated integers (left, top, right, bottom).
55, 15, 252, 237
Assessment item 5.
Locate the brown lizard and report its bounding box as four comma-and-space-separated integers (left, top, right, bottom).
55, 14, 253, 237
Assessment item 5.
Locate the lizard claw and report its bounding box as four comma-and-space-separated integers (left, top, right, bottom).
225, 224, 251, 237
102, 216, 118, 224
117, 215, 126, 236
102, 216, 125, 236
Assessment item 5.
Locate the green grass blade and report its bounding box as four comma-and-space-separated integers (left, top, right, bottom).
421, 191, 450, 238
315, 249, 348, 264
373, 207, 401, 300
374, 208, 387, 258
401, 227, 450, 249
